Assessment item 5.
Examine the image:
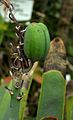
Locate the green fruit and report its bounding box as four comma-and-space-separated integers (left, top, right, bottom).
24, 22, 50, 62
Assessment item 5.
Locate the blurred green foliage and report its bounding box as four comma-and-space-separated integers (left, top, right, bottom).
0, 15, 8, 44
0, 15, 16, 44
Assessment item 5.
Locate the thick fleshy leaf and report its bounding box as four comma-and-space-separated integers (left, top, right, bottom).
0, 80, 21, 120
36, 70, 66, 120
9, 87, 20, 120
0, 85, 5, 102
66, 96, 73, 120
0, 81, 12, 120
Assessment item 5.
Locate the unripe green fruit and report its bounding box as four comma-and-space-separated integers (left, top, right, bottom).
23, 22, 50, 62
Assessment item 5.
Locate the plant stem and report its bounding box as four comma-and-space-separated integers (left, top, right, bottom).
19, 61, 39, 120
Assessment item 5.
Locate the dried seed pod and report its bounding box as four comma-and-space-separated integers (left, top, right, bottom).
44, 37, 67, 76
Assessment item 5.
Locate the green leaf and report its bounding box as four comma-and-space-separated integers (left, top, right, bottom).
66, 96, 73, 120
9, 87, 20, 120
0, 84, 6, 103
0, 80, 21, 120
0, 81, 12, 120
36, 70, 66, 120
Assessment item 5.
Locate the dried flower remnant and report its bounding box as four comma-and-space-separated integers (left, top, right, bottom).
44, 37, 67, 76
